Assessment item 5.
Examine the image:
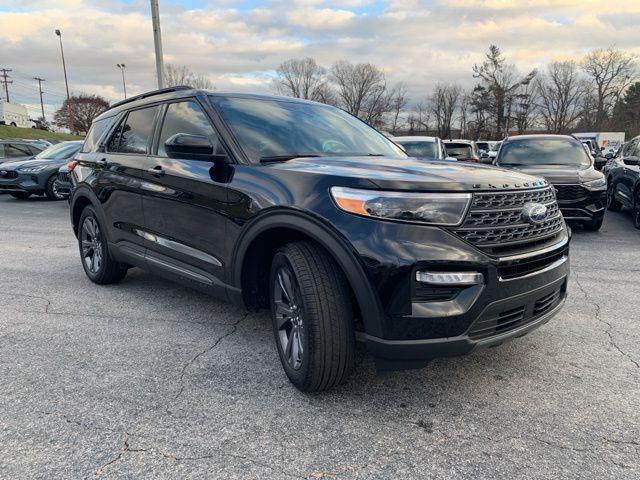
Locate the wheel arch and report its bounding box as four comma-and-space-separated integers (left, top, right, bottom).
231, 209, 385, 337
70, 186, 105, 239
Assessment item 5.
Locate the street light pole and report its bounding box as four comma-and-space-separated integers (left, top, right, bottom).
150, 0, 165, 89
116, 64, 127, 98
55, 29, 74, 133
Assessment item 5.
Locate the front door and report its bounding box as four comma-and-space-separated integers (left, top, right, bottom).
141, 99, 230, 295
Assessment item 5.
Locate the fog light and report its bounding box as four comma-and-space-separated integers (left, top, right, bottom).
416, 271, 483, 285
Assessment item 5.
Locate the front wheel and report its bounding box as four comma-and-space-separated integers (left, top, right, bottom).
45, 174, 66, 200
270, 241, 355, 392
607, 183, 622, 212
78, 206, 127, 284
633, 192, 640, 230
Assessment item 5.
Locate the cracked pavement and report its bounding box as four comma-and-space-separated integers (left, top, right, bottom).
0, 195, 638, 479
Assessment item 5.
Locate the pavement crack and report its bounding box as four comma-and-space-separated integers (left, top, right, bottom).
574, 274, 640, 370
171, 311, 250, 403
94, 432, 133, 476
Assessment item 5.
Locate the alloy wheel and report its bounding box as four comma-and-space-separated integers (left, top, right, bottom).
81, 217, 103, 274
273, 266, 304, 370
51, 179, 65, 200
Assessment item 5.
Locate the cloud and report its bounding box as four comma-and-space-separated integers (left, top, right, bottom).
0, 0, 639, 121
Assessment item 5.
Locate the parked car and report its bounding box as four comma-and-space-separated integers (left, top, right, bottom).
69, 87, 569, 392
606, 135, 640, 228
475, 141, 496, 155
56, 164, 73, 198
391, 136, 449, 160
0, 139, 46, 164
486, 140, 502, 162
0, 140, 82, 200
443, 139, 480, 162
495, 134, 606, 230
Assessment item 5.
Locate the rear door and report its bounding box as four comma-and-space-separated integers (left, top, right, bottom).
96, 105, 161, 255
141, 99, 229, 294
618, 139, 640, 206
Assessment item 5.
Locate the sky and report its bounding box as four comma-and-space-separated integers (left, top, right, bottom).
1, 0, 640, 121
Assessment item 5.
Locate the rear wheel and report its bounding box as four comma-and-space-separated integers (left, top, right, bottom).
78, 206, 127, 284
270, 241, 355, 392
45, 174, 66, 200
10, 192, 31, 199
607, 182, 622, 211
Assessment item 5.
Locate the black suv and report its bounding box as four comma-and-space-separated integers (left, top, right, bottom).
606, 134, 640, 228
69, 87, 570, 392
495, 135, 607, 231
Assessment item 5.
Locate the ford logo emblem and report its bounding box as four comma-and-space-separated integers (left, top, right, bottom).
0, 170, 6, 176
521, 203, 548, 225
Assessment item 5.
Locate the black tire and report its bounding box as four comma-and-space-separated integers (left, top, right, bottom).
270, 241, 355, 392
633, 192, 640, 230
10, 192, 31, 199
583, 217, 604, 231
44, 174, 65, 200
607, 182, 622, 212
78, 206, 127, 284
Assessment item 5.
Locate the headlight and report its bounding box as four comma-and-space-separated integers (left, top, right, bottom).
583, 177, 606, 190
18, 165, 48, 173
330, 187, 471, 225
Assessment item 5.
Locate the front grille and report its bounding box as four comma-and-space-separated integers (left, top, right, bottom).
497, 248, 567, 280
468, 286, 563, 340
57, 171, 70, 183
0, 171, 18, 179
452, 186, 564, 255
554, 184, 587, 201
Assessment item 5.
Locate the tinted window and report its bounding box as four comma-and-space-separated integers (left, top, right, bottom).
82, 117, 111, 153
476, 142, 490, 151
4, 143, 33, 158
497, 138, 590, 167
210, 96, 405, 163
157, 101, 219, 157
108, 106, 159, 154
445, 143, 473, 158
398, 141, 439, 159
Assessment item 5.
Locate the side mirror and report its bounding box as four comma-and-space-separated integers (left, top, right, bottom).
594, 157, 607, 170
165, 133, 226, 162
623, 157, 639, 166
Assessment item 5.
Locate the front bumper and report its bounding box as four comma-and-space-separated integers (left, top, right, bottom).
0, 172, 47, 194
556, 185, 607, 222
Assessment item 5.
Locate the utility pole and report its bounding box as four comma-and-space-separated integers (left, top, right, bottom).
0, 68, 13, 102
116, 64, 127, 98
150, 0, 165, 89
54, 29, 74, 133
33, 77, 46, 121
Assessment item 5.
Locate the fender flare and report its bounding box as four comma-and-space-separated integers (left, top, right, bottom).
69, 185, 109, 240
231, 209, 385, 336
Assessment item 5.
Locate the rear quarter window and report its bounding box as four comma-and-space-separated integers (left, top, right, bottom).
81, 117, 111, 153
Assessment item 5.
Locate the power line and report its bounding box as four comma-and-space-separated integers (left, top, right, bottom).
0, 68, 13, 102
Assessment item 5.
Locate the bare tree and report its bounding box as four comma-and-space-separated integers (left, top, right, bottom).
582, 47, 637, 129
512, 79, 539, 134
430, 83, 461, 139
387, 83, 408, 134
273, 57, 334, 103
458, 92, 471, 138
473, 45, 537, 137
331, 60, 390, 126
407, 101, 430, 134
537, 61, 585, 133
54, 94, 109, 134
164, 64, 215, 90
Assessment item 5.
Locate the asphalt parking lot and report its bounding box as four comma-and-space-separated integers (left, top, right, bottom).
0, 195, 638, 479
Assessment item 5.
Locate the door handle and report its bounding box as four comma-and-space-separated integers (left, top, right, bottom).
96, 158, 108, 167
148, 166, 165, 177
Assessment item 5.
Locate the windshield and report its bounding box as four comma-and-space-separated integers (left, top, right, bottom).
210, 96, 405, 162
445, 144, 473, 158
497, 138, 591, 167
35, 142, 82, 160
490, 142, 501, 152
397, 141, 439, 159
476, 142, 490, 151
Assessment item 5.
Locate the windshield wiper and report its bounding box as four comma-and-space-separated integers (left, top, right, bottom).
260, 154, 322, 163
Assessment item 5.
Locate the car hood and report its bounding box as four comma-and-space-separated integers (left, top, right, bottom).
0, 158, 63, 171
500, 164, 602, 184
266, 156, 547, 191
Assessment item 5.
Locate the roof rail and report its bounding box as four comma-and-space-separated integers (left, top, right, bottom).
109, 85, 193, 109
